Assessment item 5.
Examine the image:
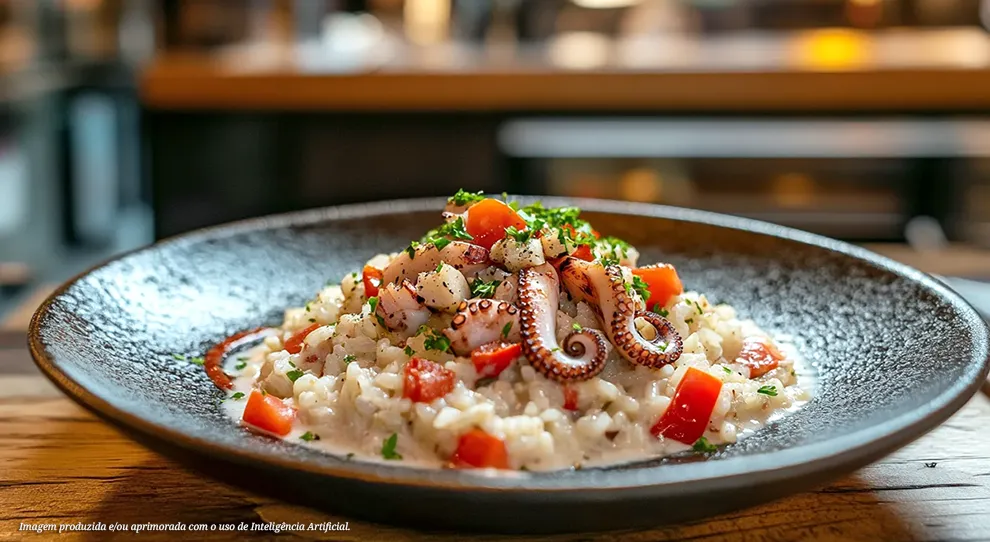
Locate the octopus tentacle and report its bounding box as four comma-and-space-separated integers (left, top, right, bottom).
517, 264, 609, 382
443, 298, 521, 355
598, 265, 682, 368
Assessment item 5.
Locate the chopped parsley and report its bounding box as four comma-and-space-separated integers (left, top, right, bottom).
693, 300, 704, 315
504, 225, 534, 244
501, 322, 513, 339
572, 322, 583, 331
631, 276, 651, 302
229, 392, 245, 400
757, 385, 778, 396
234, 360, 248, 371
305, 302, 312, 312
286, 369, 305, 382
189, 357, 204, 366
308, 318, 316, 323
652, 304, 669, 318
600, 255, 620, 267
172, 353, 187, 361
342, 354, 357, 365
404, 345, 415, 356
300, 431, 320, 442
685, 318, 694, 324
381, 433, 403, 460
420, 326, 451, 353
448, 189, 485, 207
551, 347, 562, 353
422, 216, 474, 250
435, 261, 445, 273
692, 437, 718, 454
405, 241, 420, 258
723, 366, 732, 374
367, 296, 387, 327
470, 278, 501, 298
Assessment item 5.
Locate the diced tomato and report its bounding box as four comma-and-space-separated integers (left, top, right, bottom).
650, 367, 723, 444
471, 341, 521, 378
736, 338, 785, 378
284, 323, 320, 355
465, 198, 527, 250
563, 387, 579, 411
362, 265, 383, 297
403, 357, 456, 403
571, 244, 594, 261
242, 390, 296, 436
632, 264, 684, 309
451, 429, 510, 469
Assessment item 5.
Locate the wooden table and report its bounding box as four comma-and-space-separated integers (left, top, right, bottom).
3, 244, 990, 540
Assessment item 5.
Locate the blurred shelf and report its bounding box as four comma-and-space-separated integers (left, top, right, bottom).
141, 28, 990, 112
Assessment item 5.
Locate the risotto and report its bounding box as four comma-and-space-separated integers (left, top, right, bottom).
208, 191, 808, 471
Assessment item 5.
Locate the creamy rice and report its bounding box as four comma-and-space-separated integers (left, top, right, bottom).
217, 194, 809, 471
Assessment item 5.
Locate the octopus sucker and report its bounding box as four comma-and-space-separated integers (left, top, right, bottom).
517, 265, 609, 382
444, 298, 521, 355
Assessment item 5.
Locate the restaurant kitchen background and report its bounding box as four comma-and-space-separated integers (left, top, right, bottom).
2, 0, 990, 321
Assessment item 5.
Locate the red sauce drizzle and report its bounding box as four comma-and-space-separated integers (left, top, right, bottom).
204, 327, 275, 390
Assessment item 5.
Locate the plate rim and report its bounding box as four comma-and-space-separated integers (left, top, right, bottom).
27, 196, 990, 495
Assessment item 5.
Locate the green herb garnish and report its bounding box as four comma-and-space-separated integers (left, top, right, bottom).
423, 328, 452, 353
343, 354, 357, 365
172, 353, 187, 361
572, 322, 583, 331
501, 322, 513, 339
632, 275, 651, 302
346, 452, 355, 460
723, 366, 732, 374
404, 345, 415, 356
308, 318, 316, 323
757, 385, 778, 397
230, 392, 245, 400
234, 360, 248, 371
381, 433, 403, 460
692, 437, 718, 454
286, 369, 305, 382
504, 225, 534, 244
652, 304, 669, 318
685, 318, 694, 324
693, 300, 704, 315
470, 278, 501, 298
448, 189, 485, 207
300, 431, 320, 442
189, 357, 204, 366
435, 261, 445, 273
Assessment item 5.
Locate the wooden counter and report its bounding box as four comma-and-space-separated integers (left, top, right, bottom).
141, 29, 990, 112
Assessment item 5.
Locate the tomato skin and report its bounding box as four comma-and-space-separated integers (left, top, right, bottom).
284, 323, 320, 355
571, 244, 594, 261
403, 357, 456, 403
632, 264, 684, 309
451, 429, 510, 469
650, 367, 723, 444
242, 390, 296, 436
465, 198, 527, 250
362, 265, 383, 297
471, 341, 521, 378
563, 387, 579, 411
736, 339, 784, 378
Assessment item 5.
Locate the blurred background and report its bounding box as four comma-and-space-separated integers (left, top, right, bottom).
2, 0, 990, 326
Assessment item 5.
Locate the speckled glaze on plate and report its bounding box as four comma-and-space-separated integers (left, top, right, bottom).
29, 198, 990, 533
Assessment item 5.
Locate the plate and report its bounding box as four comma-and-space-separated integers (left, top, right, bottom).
29, 197, 990, 533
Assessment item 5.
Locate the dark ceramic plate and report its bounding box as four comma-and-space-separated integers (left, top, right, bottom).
29, 198, 990, 534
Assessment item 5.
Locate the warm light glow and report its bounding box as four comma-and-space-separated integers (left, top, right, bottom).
572, 0, 642, 8
404, 0, 450, 45
620, 168, 663, 202
771, 173, 816, 208
794, 29, 870, 70
548, 32, 611, 70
